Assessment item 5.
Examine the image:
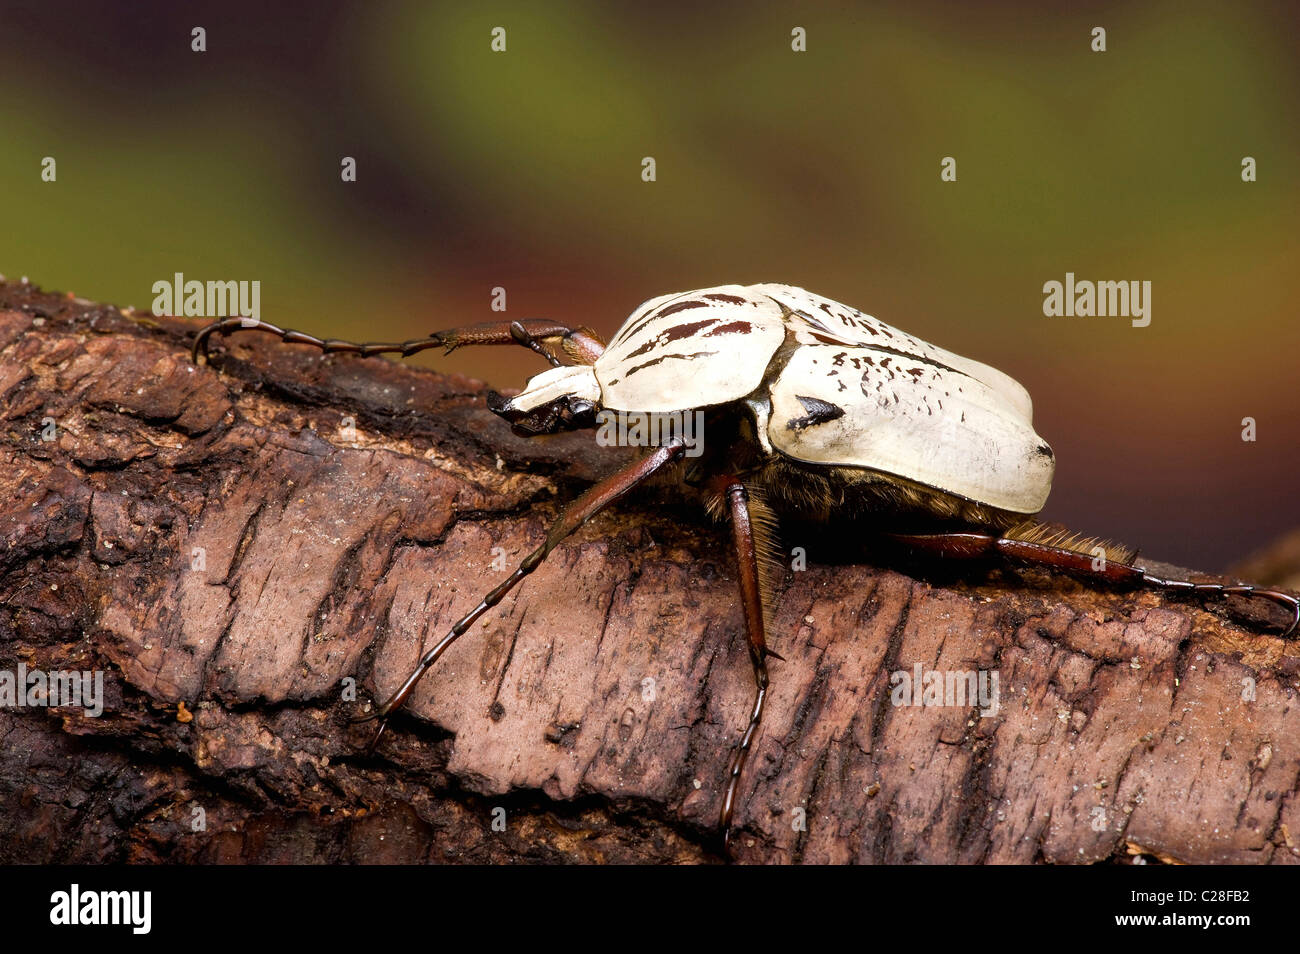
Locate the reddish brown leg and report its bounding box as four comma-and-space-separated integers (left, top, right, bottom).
192, 317, 605, 366
354, 437, 687, 748
709, 476, 773, 850
888, 532, 1299, 637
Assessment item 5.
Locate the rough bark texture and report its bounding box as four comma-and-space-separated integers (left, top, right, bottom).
1, 279, 1298, 865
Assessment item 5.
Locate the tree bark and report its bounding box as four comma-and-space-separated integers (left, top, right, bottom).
1, 279, 1297, 865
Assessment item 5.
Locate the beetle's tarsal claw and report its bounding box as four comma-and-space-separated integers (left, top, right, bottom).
717, 820, 747, 859
364, 722, 386, 756
1281, 599, 1299, 639
1242, 587, 1300, 638
763, 647, 786, 662
350, 701, 388, 731
349, 708, 389, 755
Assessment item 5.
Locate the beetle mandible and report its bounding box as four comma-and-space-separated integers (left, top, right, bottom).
192, 283, 1299, 849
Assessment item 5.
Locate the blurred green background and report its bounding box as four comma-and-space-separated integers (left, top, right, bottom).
2, 0, 1296, 569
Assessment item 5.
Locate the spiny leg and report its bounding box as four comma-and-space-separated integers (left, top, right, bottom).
448, 320, 605, 365
887, 531, 1299, 637
192, 317, 605, 366
709, 475, 775, 850
354, 437, 687, 749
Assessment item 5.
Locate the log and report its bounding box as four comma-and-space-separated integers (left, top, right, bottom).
1, 278, 1297, 865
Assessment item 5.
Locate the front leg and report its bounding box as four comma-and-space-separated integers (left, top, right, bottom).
192, 317, 604, 366
354, 437, 686, 749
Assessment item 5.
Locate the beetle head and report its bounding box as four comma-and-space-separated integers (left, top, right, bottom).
487, 364, 603, 436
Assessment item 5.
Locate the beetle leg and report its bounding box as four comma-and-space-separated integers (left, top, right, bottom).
192, 317, 605, 366
192, 317, 448, 365
353, 437, 687, 751
888, 532, 1300, 638
709, 475, 773, 851
458, 320, 605, 365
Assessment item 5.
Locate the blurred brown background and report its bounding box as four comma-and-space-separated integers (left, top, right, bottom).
1, 0, 1296, 570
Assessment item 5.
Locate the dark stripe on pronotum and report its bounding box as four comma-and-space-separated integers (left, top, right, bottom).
705, 320, 753, 336
612, 293, 700, 344
608, 350, 719, 384
656, 300, 711, 319
621, 318, 722, 358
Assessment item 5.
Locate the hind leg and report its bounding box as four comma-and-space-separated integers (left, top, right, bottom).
888, 531, 1299, 637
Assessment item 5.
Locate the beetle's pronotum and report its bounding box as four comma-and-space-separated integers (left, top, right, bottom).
193, 283, 1299, 849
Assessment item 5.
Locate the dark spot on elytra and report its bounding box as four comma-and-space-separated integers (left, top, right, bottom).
798, 309, 834, 333
704, 293, 747, 304
787, 395, 846, 431
1036, 444, 1054, 459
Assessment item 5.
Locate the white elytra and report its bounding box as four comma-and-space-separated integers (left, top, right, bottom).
499, 284, 1054, 514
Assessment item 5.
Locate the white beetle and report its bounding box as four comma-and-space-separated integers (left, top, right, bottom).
498, 284, 1053, 515
194, 283, 1298, 852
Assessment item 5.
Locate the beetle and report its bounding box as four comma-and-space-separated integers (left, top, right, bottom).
192, 283, 1299, 850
